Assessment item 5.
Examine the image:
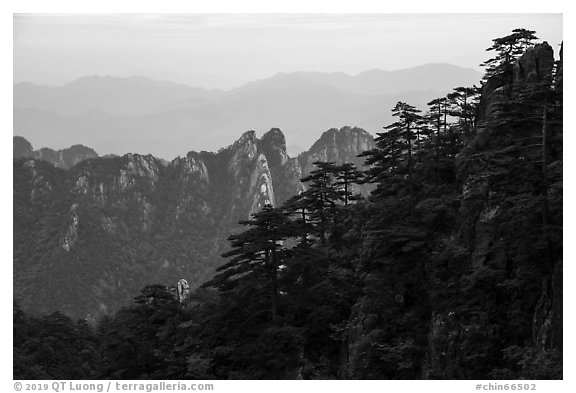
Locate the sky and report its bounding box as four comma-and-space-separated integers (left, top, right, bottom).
13, 13, 563, 89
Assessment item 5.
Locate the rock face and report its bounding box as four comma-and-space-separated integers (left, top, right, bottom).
298, 126, 373, 175
478, 41, 555, 126
555, 42, 563, 93
13, 136, 99, 169
13, 127, 374, 320
299, 126, 375, 196
513, 42, 555, 84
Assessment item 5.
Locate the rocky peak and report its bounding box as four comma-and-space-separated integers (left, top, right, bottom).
123, 154, 160, 181
298, 126, 374, 175
248, 153, 275, 214
171, 152, 209, 182
13, 136, 33, 158
228, 131, 258, 178
513, 41, 555, 84
235, 130, 257, 147
478, 41, 556, 126
259, 128, 288, 168
256, 128, 291, 206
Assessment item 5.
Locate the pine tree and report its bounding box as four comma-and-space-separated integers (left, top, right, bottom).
289, 162, 341, 246
205, 205, 295, 324
360, 101, 423, 199
481, 28, 538, 83
98, 284, 185, 379
447, 86, 481, 134
280, 162, 366, 378
425, 98, 448, 183
333, 163, 364, 207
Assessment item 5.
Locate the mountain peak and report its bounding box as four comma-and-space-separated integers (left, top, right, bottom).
262, 127, 284, 138
298, 126, 373, 176
14, 136, 34, 158
261, 128, 286, 148
236, 130, 257, 145
259, 128, 288, 168
312, 126, 372, 150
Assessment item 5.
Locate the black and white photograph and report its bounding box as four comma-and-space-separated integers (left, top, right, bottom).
10, 5, 565, 385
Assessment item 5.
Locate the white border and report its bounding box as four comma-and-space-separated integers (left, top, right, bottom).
3, 1, 571, 391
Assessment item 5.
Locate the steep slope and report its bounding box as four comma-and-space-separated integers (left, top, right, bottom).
13, 127, 374, 321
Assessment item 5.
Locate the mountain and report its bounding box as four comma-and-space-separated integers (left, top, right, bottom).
14, 75, 221, 117
13, 126, 374, 321
14, 65, 481, 159
294, 63, 482, 95
13, 136, 99, 169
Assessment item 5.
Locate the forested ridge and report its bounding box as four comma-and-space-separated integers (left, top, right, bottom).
14, 29, 562, 380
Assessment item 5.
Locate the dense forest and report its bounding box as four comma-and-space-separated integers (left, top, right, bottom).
14, 29, 563, 380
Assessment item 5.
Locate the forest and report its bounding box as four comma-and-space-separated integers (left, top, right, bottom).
14, 29, 563, 380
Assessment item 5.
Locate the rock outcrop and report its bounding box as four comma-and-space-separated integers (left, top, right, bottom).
513, 42, 555, 84
477, 41, 555, 126
298, 126, 373, 175
13, 136, 33, 158
298, 126, 374, 196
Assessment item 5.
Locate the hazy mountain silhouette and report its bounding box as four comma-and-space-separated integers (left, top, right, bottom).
14, 75, 222, 116
292, 63, 482, 95
14, 65, 482, 159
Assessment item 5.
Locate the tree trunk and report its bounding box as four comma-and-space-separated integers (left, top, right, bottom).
443, 100, 448, 134
407, 123, 413, 197
344, 174, 349, 207
463, 95, 468, 131
300, 207, 308, 246
436, 106, 441, 184
270, 246, 278, 325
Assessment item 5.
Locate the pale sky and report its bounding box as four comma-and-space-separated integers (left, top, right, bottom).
14, 13, 563, 89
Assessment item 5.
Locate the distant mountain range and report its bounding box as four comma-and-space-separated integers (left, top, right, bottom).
14, 75, 222, 116
14, 64, 482, 159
